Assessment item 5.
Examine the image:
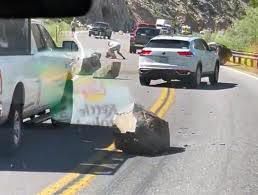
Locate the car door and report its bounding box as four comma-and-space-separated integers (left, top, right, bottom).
200, 39, 216, 72
38, 24, 69, 107
193, 39, 208, 73
14, 20, 40, 115
31, 23, 68, 108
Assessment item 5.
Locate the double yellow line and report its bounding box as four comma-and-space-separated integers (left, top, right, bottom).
38, 88, 175, 195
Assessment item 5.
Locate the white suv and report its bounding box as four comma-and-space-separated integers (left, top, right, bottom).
138, 36, 220, 87
0, 19, 78, 154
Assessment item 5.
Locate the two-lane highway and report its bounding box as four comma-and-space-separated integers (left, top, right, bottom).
1, 31, 258, 195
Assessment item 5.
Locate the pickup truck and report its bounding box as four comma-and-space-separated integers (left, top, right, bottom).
89, 22, 112, 39
130, 27, 160, 53
0, 19, 79, 155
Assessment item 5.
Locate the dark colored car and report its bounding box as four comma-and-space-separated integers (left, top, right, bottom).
89, 22, 112, 39
130, 27, 160, 53
131, 22, 156, 33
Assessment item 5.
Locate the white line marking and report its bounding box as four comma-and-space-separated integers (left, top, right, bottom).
222, 66, 258, 80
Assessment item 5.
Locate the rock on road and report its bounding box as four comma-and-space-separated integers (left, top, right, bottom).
0, 31, 258, 195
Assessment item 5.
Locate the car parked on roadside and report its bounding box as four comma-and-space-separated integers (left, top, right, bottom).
130, 27, 160, 53
89, 22, 112, 39
138, 35, 220, 88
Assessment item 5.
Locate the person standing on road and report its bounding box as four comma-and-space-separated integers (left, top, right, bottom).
106, 40, 126, 60
71, 19, 76, 37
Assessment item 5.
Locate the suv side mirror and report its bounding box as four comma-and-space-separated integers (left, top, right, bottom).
62, 41, 79, 52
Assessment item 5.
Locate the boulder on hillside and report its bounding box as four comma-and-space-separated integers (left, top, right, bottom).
112, 104, 170, 155
93, 61, 121, 79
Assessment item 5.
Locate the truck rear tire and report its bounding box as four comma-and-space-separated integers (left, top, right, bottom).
0, 104, 23, 156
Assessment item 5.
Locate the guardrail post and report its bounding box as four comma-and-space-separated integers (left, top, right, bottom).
232, 56, 236, 63
255, 59, 258, 68
250, 59, 254, 67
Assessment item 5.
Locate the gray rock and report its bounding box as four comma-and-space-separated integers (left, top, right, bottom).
93, 61, 121, 79
79, 52, 102, 75
113, 104, 170, 155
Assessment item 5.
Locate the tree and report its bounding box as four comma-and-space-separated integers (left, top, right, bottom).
249, 0, 258, 8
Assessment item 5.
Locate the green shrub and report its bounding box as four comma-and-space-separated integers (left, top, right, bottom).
44, 19, 71, 47
203, 7, 258, 52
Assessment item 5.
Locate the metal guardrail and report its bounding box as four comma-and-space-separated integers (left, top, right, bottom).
230, 50, 258, 68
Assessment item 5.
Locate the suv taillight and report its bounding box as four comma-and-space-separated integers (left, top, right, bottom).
140, 50, 152, 56
177, 51, 193, 57
0, 70, 2, 94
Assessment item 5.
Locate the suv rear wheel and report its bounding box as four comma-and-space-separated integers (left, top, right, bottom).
209, 63, 219, 85
191, 65, 202, 88
139, 76, 150, 86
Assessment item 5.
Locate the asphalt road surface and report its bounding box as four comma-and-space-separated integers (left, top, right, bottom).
1, 31, 258, 195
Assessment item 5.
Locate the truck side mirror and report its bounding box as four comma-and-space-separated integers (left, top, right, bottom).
62, 41, 79, 52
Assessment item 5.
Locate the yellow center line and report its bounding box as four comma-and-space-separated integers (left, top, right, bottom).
157, 88, 175, 118
150, 88, 168, 113
38, 87, 175, 195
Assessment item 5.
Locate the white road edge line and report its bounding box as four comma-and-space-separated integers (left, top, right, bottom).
222, 66, 258, 80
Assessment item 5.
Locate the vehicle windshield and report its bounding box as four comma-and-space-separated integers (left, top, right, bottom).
136, 28, 160, 36
0, 19, 30, 55
146, 39, 190, 49
94, 23, 108, 28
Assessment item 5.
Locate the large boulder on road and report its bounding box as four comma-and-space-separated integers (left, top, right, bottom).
76, 52, 102, 75
93, 61, 121, 79
208, 42, 232, 65
112, 104, 170, 155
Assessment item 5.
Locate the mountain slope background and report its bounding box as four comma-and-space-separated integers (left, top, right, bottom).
79, 0, 249, 32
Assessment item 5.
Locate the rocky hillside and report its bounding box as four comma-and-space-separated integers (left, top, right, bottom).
79, 0, 248, 32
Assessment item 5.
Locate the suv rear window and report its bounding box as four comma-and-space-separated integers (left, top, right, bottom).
146, 39, 190, 49
136, 28, 160, 36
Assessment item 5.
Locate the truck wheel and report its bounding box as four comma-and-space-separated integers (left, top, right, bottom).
89, 32, 91, 37
108, 35, 111, 40
209, 63, 219, 85
0, 104, 23, 155
139, 76, 150, 86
